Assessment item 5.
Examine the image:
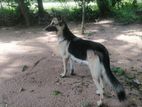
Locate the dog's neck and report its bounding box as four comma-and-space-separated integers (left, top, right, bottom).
57, 23, 76, 42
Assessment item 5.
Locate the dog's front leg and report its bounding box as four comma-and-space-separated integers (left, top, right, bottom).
60, 57, 69, 78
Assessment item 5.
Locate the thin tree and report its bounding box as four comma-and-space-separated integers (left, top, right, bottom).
96, 0, 111, 17
37, 0, 44, 16
81, 0, 85, 34
17, 0, 30, 26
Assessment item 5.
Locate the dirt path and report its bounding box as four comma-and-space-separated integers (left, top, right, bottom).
0, 21, 142, 107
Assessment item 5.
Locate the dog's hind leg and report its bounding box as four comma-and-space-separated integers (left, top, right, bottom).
96, 77, 104, 95
94, 79, 104, 106
87, 50, 104, 107
69, 58, 75, 75
60, 57, 69, 78
100, 72, 104, 92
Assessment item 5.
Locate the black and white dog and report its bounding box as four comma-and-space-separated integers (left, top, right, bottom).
45, 16, 126, 106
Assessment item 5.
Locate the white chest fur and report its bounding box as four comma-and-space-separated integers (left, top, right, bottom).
58, 38, 69, 58
58, 37, 88, 65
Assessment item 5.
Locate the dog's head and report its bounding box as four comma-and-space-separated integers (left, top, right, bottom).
45, 16, 65, 32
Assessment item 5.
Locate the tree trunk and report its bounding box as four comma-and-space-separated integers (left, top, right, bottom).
132, 0, 137, 8
0, 0, 3, 9
96, 0, 111, 17
37, 0, 44, 16
17, 0, 30, 26
81, 0, 85, 34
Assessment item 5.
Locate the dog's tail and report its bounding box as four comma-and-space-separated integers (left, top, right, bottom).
102, 57, 126, 102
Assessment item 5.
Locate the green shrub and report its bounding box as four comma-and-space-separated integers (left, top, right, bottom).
0, 9, 18, 26
112, 3, 140, 24
48, 7, 99, 22
1, 1, 142, 26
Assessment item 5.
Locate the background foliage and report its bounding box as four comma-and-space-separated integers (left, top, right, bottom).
0, 0, 142, 26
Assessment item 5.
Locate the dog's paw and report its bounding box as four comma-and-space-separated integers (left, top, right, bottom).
60, 73, 66, 78
96, 90, 104, 96
96, 90, 101, 95
70, 72, 76, 76
97, 100, 103, 107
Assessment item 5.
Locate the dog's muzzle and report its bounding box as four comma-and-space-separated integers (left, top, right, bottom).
44, 25, 57, 32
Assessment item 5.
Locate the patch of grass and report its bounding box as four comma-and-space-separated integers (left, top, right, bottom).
111, 66, 137, 81
111, 66, 141, 90
51, 90, 62, 96
111, 66, 125, 76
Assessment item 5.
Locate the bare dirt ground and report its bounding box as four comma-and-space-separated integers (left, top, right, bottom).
0, 20, 142, 107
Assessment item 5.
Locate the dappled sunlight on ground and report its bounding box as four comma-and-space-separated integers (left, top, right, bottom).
123, 29, 142, 36
37, 32, 57, 43
92, 39, 107, 43
0, 22, 142, 107
115, 34, 142, 45
0, 28, 60, 84
0, 41, 36, 54
95, 20, 114, 24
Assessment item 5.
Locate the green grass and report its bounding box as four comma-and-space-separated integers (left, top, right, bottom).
111, 66, 125, 76
0, 8, 15, 14
51, 90, 62, 96
0, 8, 18, 26
111, 66, 135, 80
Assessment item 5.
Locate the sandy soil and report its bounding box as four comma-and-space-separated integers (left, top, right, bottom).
0, 20, 142, 107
